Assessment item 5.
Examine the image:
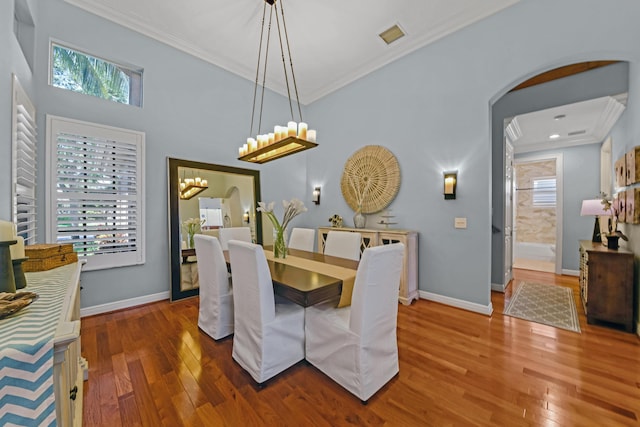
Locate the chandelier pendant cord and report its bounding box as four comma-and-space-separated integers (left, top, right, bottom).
251, 0, 304, 138
278, 0, 303, 122
273, 0, 302, 122
257, 6, 274, 135
250, 2, 268, 137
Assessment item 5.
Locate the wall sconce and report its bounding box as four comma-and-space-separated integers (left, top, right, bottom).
444, 171, 457, 200
312, 186, 321, 205
243, 211, 250, 223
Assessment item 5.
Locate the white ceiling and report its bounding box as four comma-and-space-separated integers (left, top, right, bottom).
64, 0, 519, 104
62, 0, 624, 150
506, 94, 627, 154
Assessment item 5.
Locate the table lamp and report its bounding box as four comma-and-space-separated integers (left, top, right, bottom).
580, 199, 610, 243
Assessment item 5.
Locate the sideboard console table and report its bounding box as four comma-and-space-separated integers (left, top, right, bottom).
579, 240, 634, 332
318, 227, 419, 305
0, 262, 86, 426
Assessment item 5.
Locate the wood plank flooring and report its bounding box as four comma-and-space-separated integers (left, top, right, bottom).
81, 269, 640, 426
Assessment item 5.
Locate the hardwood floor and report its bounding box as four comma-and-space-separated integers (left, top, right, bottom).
81, 269, 640, 426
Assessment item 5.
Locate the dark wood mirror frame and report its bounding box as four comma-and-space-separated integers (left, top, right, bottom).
167, 157, 262, 301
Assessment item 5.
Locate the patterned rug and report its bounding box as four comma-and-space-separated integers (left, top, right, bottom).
504, 282, 581, 333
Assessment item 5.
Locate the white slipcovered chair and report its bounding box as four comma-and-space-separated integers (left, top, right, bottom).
218, 227, 252, 250
193, 235, 234, 340
323, 230, 361, 261
305, 243, 404, 402
228, 240, 305, 385
288, 227, 316, 252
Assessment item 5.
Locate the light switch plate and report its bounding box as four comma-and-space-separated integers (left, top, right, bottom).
454, 217, 467, 229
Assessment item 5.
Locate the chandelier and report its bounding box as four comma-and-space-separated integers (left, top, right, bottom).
179, 171, 208, 200
238, 0, 317, 164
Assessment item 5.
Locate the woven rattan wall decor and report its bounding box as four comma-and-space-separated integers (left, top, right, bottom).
340, 145, 400, 214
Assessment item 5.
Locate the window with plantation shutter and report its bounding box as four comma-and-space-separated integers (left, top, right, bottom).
12, 74, 38, 244
46, 115, 145, 271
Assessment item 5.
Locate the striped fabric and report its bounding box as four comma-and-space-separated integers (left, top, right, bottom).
0, 264, 77, 427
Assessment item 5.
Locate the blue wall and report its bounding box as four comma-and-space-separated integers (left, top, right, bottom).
2, 0, 640, 316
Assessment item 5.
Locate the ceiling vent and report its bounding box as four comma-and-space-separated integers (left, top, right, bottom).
568, 130, 587, 136
379, 24, 405, 45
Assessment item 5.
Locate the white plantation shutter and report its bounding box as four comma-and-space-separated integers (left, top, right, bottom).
12, 75, 38, 244
46, 115, 145, 270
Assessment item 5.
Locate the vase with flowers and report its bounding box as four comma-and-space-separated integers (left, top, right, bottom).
258, 198, 307, 258
182, 217, 204, 249
600, 193, 628, 249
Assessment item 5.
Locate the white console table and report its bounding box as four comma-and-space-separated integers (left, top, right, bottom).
318, 227, 419, 305
0, 262, 86, 426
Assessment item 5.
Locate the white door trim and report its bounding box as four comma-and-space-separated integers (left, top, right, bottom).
513, 153, 564, 275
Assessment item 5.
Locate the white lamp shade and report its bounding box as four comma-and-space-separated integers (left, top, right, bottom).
580, 199, 610, 216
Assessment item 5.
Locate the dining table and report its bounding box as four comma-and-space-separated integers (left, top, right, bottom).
224, 247, 359, 307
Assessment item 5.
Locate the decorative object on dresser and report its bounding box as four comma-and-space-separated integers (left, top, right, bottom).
580, 198, 606, 243
318, 226, 418, 305
579, 240, 634, 332
340, 145, 401, 228
10, 235, 28, 289
599, 194, 628, 250
0, 291, 38, 319
0, 219, 18, 292
0, 239, 17, 293
378, 209, 397, 228
23, 243, 77, 272
328, 214, 343, 228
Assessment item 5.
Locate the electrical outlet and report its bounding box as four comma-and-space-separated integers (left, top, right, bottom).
454, 217, 467, 229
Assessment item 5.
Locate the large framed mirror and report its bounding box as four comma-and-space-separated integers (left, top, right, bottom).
168, 158, 262, 301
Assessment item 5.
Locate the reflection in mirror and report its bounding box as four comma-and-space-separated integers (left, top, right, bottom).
168, 158, 262, 301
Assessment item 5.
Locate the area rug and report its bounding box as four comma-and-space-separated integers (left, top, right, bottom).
504, 282, 581, 333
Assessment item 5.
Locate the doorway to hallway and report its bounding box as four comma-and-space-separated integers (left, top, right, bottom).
513, 156, 562, 273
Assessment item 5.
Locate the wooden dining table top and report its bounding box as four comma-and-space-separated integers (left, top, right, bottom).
224, 247, 359, 307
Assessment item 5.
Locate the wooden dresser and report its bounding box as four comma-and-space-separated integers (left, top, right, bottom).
0, 262, 86, 426
318, 227, 419, 305
579, 240, 634, 332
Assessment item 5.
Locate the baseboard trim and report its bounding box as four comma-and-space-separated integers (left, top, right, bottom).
80, 291, 170, 317
491, 282, 506, 292
419, 290, 493, 316
562, 269, 580, 276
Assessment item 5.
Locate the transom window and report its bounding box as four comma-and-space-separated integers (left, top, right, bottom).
50, 42, 143, 107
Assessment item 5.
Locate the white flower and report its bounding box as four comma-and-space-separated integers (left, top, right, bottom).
258, 198, 306, 232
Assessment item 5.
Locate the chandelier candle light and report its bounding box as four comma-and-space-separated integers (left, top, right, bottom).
179, 172, 208, 200
238, 0, 317, 164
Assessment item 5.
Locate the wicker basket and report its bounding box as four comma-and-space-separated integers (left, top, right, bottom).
24, 244, 77, 272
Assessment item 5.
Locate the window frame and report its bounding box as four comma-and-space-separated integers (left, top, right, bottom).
49, 39, 143, 107
45, 115, 146, 271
